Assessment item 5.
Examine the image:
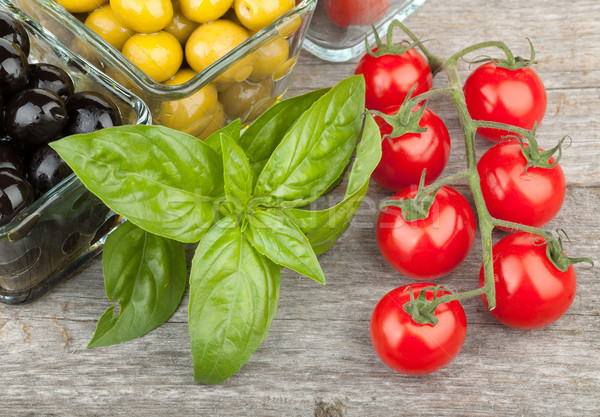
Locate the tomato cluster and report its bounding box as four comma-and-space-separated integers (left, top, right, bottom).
358, 24, 582, 376
57, 0, 295, 138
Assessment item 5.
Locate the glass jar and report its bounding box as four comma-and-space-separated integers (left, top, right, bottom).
0, 4, 152, 304
303, 0, 426, 62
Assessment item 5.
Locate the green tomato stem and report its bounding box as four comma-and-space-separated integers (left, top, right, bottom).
443, 51, 499, 310
389, 20, 444, 75
447, 41, 516, 67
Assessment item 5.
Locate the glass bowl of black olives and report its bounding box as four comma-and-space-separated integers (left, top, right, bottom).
0, 6, 151, 304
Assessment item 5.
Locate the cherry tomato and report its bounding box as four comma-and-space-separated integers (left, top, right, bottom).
480, 233, 576, 330
477, 141, 565, 228
376, 186, 476, 280
324, 0, 390, 27
371, 105, 450, 191
370, 283, 467, 375
463, 62, 547, 143
355, 47, 432, 112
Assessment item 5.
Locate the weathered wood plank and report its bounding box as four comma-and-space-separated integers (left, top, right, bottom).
1, 0, 599, 415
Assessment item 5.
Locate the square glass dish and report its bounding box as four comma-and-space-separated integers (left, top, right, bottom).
0, 4, 152, 304
3, 0, 317, 138
303, 0, 426, 62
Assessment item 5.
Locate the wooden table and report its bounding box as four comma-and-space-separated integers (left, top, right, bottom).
1, 0, 599, 415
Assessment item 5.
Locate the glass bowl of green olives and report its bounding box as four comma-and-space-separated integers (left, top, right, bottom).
3, 0, 317, 139
0, 5, 151, 304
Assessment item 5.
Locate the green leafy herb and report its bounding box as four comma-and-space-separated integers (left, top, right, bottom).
51, 125, 224, 243
51, 75, 379, 384
88, 221, 186, 347
245, 207, 325, 284
221, 133, 253, 214
254, 75, 366, 207
286, 113, 382, 254
188, 215, 280, 385
238, 88, 329, 177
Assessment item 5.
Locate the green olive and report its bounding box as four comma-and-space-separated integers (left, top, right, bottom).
160, 68, 220, 136
56, 0, 108, 13
85, 4, 134, 50
234, 0, 294, 32
250, 37, 289, 80
185, 20, 255, 85
164, 0, 199, 45
180, 0, 233, 24
122, 31, 183, 82
219, 79, 274, 123
110, 0, 173, 33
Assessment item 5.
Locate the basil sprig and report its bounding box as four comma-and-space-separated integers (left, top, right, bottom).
51, 75, 381, 384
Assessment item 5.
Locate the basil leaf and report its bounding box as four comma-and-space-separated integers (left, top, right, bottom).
253, 76, 365, 207
245, 207, 325, 284
189, 216, 281, 385
221, 133, 253, 212
51, 125, 224, 243
285, 182, 369, 255
285, 113, 382, 255
239, 88, 329, 166
205, 119, 242, 156
88, 221, 186, 348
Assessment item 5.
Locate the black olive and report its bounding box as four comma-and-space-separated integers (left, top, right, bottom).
0, 127, 17, 148
64, 91, 122, 135
0, 11, 30, 57
27, 63, 75, 101
4, 88, 67, 153
26, 144, 72, 198
0, 38, 28, 99
0, 169, 33, 226
0, 141, 24, 174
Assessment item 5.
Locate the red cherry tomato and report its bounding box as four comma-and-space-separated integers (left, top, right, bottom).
371, 105, 451, 191
355, 47, 432, 112
480, 233, 576, 330
376, 186, 476, 279
477, 141, 565, 228
370, 283, 467, 375
324, 0, 390, 27
463, 62, 547, 143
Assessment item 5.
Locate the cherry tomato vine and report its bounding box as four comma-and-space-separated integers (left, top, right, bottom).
369, 22, 593, 339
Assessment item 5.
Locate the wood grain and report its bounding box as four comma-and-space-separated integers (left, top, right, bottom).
1, 0, 599, 416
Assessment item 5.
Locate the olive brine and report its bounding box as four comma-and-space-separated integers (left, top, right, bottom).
0, 11, 122, 226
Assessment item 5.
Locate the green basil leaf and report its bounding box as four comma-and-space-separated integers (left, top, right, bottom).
221, 133, 253, 212
204, 119, 242, 156
51, 125, 223, 243
254, 76, 365, 207
88, 221, 186, 348
239, 88, 329, 166
285, 113, 382, 255
189, 215, 280, 385
285, 181, 369, 255
245, 207, 325, 284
